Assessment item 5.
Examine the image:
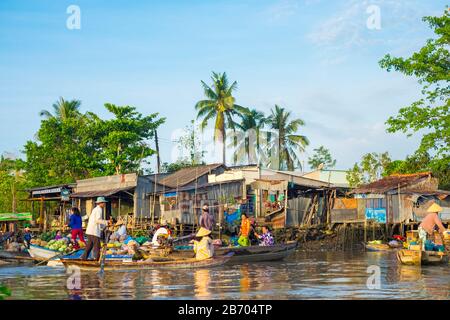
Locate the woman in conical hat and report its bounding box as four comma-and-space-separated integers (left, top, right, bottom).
418, 202, 446, 250
193, 227, 214, 261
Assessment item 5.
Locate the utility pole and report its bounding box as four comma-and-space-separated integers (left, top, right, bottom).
154, 129, 161, 173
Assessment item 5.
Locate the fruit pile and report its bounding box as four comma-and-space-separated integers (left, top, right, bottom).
45, 239, 73, 253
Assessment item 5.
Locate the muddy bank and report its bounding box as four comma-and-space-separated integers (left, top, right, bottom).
273, 223, 388, 252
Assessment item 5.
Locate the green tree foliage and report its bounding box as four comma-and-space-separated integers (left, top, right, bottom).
307, 146, 336, 170
39, 97, 82, 120
161, 160, 198, 174
195, 72, 250, 164
379, 9, 449, 188
22, 99, 165, 189
175, 120, 206, 166
99, 104, 165, 175
23, 114, 104, 186
346, 152, 391, 188
266, 105, 309, 171
0, 156, 27, 213
231, 109, 267, 165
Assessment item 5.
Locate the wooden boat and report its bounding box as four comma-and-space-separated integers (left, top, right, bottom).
216, 240, 297, 263
364, 243, 391, 252
397, 249, 448, 266
28, 244, 60, 260
172, 241, 298, 263
60, 252, 234, 271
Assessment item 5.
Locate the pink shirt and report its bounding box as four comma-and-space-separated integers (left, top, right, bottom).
419, 212, 446, 235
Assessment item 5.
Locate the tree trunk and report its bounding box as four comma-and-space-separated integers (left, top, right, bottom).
222, 130, 226, 165
155, 129, 161, 173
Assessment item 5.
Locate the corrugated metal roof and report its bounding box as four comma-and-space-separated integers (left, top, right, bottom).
158, 163, 225, 188
352, 172, 433, 194
154, 178, 244, 194
71, 187, 135, 198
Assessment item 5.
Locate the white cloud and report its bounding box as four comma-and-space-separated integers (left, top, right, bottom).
265, 0, 300, 21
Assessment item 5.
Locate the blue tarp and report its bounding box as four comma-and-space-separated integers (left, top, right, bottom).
365, 208, 386, 223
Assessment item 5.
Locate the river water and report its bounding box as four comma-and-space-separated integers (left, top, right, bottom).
0, 250, 448, 300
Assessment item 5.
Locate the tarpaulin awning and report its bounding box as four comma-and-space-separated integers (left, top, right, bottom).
250, 179, 288, 191
0, 213, 32, 222
71, 187, 135, 198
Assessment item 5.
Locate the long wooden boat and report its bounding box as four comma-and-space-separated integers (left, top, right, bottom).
364, 243, 391, 252
28, 244, 60, 260
171, 241, 298, 263
60, 252, 234, 271
397, 249, 448, 266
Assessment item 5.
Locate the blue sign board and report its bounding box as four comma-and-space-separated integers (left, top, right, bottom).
365, 208, 386, 223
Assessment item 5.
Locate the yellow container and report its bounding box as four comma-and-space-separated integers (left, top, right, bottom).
443, 231, 450, 240
409, 244, 421, 251
406, 230, 419, 243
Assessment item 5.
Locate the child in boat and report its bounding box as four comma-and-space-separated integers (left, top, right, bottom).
55, 230, 63, 240
237, 213, 251, 247
193, 227, 214, 261
23, 227, 32, 249
255, 225, 275, 246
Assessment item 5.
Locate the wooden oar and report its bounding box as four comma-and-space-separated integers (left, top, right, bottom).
97, 230, 111, 276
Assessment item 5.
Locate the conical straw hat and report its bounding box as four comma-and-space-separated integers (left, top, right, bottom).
427, 203, 443, 213
196, 227, 211, 237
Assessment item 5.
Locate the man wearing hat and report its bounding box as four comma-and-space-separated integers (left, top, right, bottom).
199, 204, 215, 232
81, 197, 110, 260
193, 227, 214, 260
418, 202, 446, 250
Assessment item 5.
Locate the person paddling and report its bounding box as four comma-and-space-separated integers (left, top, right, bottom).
418, 202, 446, 251
81, 197, 110, 261
193, 227, 214, 260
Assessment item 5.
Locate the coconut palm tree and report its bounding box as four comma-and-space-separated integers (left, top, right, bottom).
39, 97, 82, 120
195, 72, 249, 164
231, 109, 267, 165
266, 105, 309, 171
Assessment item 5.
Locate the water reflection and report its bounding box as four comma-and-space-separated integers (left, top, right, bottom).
0, 251, 448, 300
194, 269, 211, 298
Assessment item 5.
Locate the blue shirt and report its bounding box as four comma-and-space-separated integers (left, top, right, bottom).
69, 214, 82, 230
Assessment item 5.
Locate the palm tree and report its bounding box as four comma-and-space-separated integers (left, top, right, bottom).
39, 97, 82, 120
231, 109, 267, 165
195, 72, 249, 165
266, 105, 309, 171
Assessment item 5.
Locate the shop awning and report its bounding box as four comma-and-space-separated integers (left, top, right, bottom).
0, 213, 32, 222
71, 187, 135, 198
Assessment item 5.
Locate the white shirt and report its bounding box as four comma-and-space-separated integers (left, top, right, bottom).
117, 225, 127, 237
86, 205, 108, 237
151, 228, 169, 247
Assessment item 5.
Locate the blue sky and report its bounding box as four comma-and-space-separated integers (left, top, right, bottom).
0, 0, 447, 171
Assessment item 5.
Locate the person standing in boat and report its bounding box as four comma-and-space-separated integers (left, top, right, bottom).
23, 227, 32, 249
237, 213, 251, 247
255, 225, 275, 246
193, 227, 214, 260
68, 207, 85, 249
81, 197, 110, 260
418, 202, 446, 251
199, 204, 215, 232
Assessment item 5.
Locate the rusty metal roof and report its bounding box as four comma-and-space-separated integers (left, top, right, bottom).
158, 163, 225, 188
352, 172, 433, 194
71, 187, 135, 198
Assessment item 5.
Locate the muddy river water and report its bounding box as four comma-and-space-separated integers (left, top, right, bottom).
0, 250, 448, 299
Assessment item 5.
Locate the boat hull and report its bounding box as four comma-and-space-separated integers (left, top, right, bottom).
397, 249, 448, 266
28, 245, 59, 260
216, 241, 298, 263
61, 253, 233, 271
